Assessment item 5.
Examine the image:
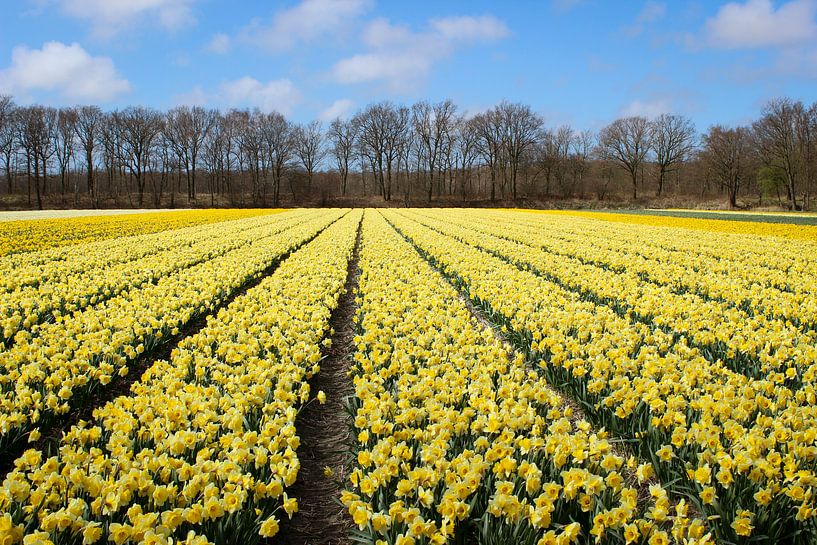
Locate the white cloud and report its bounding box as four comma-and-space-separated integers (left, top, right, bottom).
207, 33, 231, 54
55, 0, 197, 38
178, 77, 302, 114
704, 0, 817, 48
244, 0, 372, 52
621, 98, 673, 118
0, 41, 130, 102
333, 53, 431, 85
173, 85, 207, 106
624, 1, 667, 37
319, 98, 355, 121
331, 14, 509, 88
362, 18, 414, 48
429, 15, 509, 41
220, 77, 302, 114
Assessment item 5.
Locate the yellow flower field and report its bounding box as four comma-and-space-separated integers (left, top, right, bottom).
0, 210, 345, 456
1, 208, 814, 545
524, 209, 817, 241
0, 209, 282, 256
0, 210, 359, 545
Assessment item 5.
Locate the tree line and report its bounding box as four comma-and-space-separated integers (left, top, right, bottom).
0, 94, 815, 210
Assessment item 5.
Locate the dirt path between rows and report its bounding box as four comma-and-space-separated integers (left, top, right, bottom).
276, 220, 361, 545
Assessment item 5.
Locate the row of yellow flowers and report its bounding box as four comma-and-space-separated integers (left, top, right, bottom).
522, 210, 817, 242
384, 210, 817, 544
343, 212, 708, 545
0, 217, 276, 296
0, 209, 282, 257
444, 209, 817, 330
493, 210, 816, 291
0, 211, 345, 456
0, 209, 360, 545
0, 211, 322, 346
404, 210, 817, 385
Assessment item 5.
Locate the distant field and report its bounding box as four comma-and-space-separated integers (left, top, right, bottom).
0, 208, 194, 222
0, 208, 283, 256
618, 208, 817, 225
524, 208, 817, 240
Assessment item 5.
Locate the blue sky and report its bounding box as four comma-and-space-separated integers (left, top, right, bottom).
1, 0, 816, 131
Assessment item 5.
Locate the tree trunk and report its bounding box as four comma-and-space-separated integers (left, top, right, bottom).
656, 167, 665, 197
4, 153, 11, 194
785, 174, 800, 210
729, 180, 738, 209
191, 153, 197, 201
34, 155, 43, 210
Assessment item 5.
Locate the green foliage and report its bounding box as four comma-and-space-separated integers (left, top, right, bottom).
756, 166, 786, 200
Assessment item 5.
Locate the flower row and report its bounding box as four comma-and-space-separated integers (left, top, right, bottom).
0, 210, 320, 346
482, 211, 817, 329
0, 211, 345, 455
385, 210, 817, 544
343, 212, 704, 545
0, 210, 361, 545
407, 210, 817, 385
0, 209, 280, 257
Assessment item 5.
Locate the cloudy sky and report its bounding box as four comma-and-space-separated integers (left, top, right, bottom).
1, 0, 815, 129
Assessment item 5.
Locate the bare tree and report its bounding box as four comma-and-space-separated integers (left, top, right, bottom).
598, 116, 651, 199
472, 108, 504, 201
753, 98, 805, 210
355, 102, 407, 201
203, 112, 239, 206
410, 100, 458, 201
327, 117, 356, 197
702, 125, 752, 209
396, 119, 416, 203
235, 110, 262, 205
151, 131, 173, 207
99, 113, 122, 201
260, 111, 294, 207
164, 106, 216, 201
569, 129, 595, 197
800, 102, 817, 209
220, 110, 245, 204
38, 108, 58, 204
499, 101, 544, 200
0, 96, 15, 194
364, 102, 389, 201
54, 108, 77, 202
17, 106, 57, 209
456, 115, 479, 200
189, 107, 218, 200
530, 129, 556, 196
294, 120, 325, 196
411, 101, 434, 201
551, 125, 575, 197
433, 100, 457, 198
650, 114, 696, 196
163, 107, 190, 201
385, 105, 410, 202
2, 93, 817, 208
115, 107, 163, 207
73, 106, 104, 206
